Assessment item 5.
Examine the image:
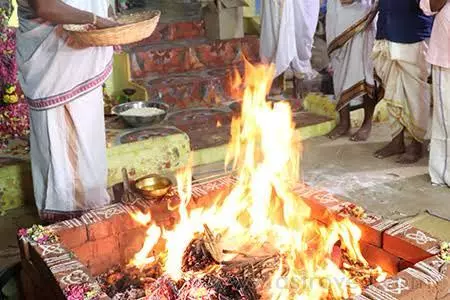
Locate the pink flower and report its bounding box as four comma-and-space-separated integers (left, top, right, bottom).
18, 228, 28, 237
37, 235, 49, 244
65, 284, 88, 300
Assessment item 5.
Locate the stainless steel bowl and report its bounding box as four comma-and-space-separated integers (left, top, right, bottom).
111, 101, 169, 128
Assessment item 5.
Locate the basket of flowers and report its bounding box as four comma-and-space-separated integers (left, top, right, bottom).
63, 10, 160, 46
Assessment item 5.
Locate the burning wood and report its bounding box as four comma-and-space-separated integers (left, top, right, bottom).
182, 225, 222, 273
341, 250, 386, 288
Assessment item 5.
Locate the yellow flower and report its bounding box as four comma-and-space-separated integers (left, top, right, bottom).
4, 94, 18, 104
5, 85, 16, 94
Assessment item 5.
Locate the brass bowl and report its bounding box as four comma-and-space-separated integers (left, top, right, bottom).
134, 174, 172, 199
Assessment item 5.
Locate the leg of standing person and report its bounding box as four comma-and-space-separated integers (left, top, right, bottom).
373, 41, 431, 163
325, 0, 377, 140
429, 66, 450, 186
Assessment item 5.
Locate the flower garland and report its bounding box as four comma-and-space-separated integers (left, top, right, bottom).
64, 283, 102, 300
18, 224, 59, 245
1, 6, 18, 105
440, 242, 450, 262
0, 6, 30, 148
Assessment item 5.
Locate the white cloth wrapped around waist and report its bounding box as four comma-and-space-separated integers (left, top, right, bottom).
16, 0, 113, 110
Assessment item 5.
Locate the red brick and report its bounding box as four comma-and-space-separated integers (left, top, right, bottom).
346, 214, 398, 248
384, 222, 441, 264
87, 219, 113, 241
295, 185, 400, 248
398, 259, 414, 272
364, 267, 438, 300
93, 235, 120, 258
57, 225, 88, 249
361, 242, 401, 275
189, 176, 236, 208
111, 209, 153, 232
89, 244, 121, 276
72, 241, 95, 266
293, 185, 343, 223
119, 227, 147, 263
414, 256, 450, 298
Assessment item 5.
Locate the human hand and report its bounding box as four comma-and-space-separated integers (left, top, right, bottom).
95, 16, 120, 29
56, 24, 90, 49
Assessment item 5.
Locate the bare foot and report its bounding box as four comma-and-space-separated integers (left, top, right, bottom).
351, 95, 376, 142
374, 131, 405, 159
329, 107, 350, 139
396, 140, 423, 164
350, 123, 372, 141
328, 123, 350, 139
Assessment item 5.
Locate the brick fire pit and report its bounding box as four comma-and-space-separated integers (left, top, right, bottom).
18, 176, 449, 300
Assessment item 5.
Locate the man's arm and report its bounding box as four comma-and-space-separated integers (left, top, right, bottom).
429, 0, 447, 11
28, 0, 117, 28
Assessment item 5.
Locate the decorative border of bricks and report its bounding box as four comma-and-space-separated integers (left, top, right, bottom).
18, 176, 449, 300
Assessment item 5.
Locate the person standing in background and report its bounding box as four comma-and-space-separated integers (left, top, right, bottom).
260, 0, 320, 96
420, 0, 450, 186
372, 0, 433, 164
326, 0, 379, 141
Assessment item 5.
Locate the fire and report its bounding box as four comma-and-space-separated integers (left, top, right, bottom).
129, 60, 385, 299
130, 211, 151, 225
129, 211, 161, 268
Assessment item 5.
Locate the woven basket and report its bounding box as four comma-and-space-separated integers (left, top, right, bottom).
63, 10, 161, 46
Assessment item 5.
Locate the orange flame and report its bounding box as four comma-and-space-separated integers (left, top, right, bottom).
130, 211, 151, 225
129, 61, 385, 298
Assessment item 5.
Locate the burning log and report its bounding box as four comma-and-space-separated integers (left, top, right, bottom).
178, 273, 259, 300
182, 236, 218, 272
182, 225, 223, 272
221, 254, 281, 285
341, 249, 385, 288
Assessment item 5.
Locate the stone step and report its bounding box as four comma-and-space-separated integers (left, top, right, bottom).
132, 65, 243, 109
128, 35, 259, 78
127, 19, 206, 47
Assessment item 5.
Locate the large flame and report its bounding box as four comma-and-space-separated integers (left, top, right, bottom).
129, 61, 384, 299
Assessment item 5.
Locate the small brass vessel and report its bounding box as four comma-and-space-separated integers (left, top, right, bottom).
134, 174, 172, 199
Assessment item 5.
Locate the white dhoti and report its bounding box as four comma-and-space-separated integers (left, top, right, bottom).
17, 0, 113, 222
326, 0, 377, 111
260, 0, 320, 79
429, 66, 450, 186
30, 88, 110, 221
373, 40, 431, 142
